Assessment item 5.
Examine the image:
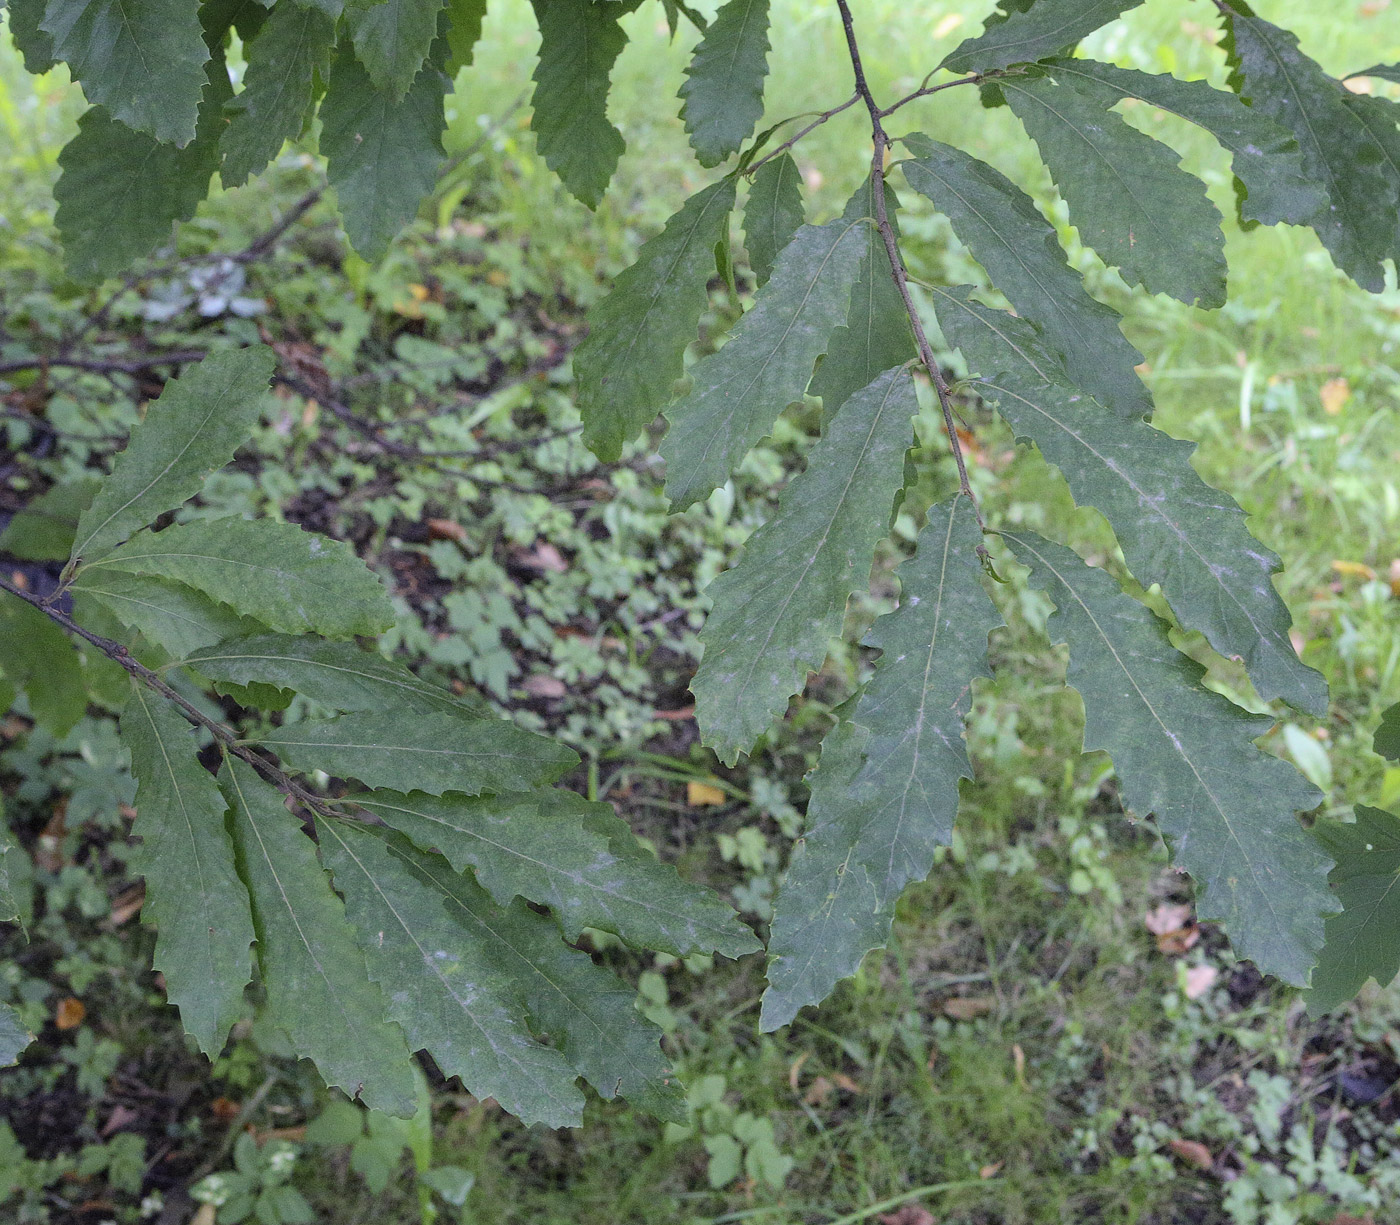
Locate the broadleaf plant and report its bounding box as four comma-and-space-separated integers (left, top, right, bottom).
6, 0, 1400, 1131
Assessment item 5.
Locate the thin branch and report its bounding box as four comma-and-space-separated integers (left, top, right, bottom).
877, 71, 982, 118
0, 571, 340, 820
743, 94, 861, 177
833, 0, 984, 531
234, 187, 324, 264
0, 351, 208, 378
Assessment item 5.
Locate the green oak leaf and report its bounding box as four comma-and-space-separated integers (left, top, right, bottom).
392, 834, 686, 1120
258, 712, 577, 795
0, 597, 88, 736
742, 151, 804, 287
121, 689, 253, 1055
0, 800, 19, 924
0, 477, 100, 561
320, 40, 448, 261
222, 2, 335, 186
72, 347, 276, 563
1040, 58, 1325, 228
1352, 64, 1400, 85
54, 58, 229, 280
678, 0, 771, 168
1222, 3, 1399, 292
445, 0, 488, 73
931, 284, 1326, 716
346, 0, 442, 99
808, 175, 915, 423
1006, 529, 1334, 986
762, 495, 999, 1030
692, 365, 918, 764
941, 0, 1144, 74
1375, 703, 1400, 763
184, 634, 489, 719
660, 209, 868, 508
80, 517, 395, 639
351, 788, 760, 957
1001, 73, 1226, 307
900, 133, 1152, 421
221, 758, 416, 1115
41, 0, 208, 145
7, 0, 56, 74
317, 818, 587, 1128
528, 0, 637, 209
575, 179, 737, 462
1307, 806, 1400, 1014
0, 1004, 33, 1068
71, 573, 262, 662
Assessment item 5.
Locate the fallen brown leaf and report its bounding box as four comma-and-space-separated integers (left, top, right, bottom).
804, 1076, 833, 1107
979, 1161, 1003, 1179
101, 1104, 140, 1136
1168, 1138, 1213, 1170
831, 1073, 863, 1095
210, 1097, 242, 1122
521, 674, 567, 699
107, 883, 145, 927
426, 518, 470, 546
1144, 903, 1192, 935
686, 780, 726, 807
1183, 964, 1219, 1000
878, 1204, 936, 1225
1320, 377, 1352, 415
55, 997, 85, 1030
942, 995, 995, 1021
787, 1051, 810, 1092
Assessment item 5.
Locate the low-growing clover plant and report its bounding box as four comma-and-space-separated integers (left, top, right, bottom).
5, 0, 1400, 1132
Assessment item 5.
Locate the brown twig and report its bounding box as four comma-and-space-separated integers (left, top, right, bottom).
877, 71, 982, 118
0, 351, 208, 378
0, 570, 340, 819
744, 94, 861, 177
834, 0, 984, 530
234, 187, 324, 264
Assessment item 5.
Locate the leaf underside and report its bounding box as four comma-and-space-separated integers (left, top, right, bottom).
1001, 73, 1227, 307
122, 689, 254, 1055
900, 133, 1153, 421
575, 179, 738, 462
679, 0, 772, 168
692, 365, 918, 763
930, 284, 1326, 716
941, 0, 1145, 74
222, 758, 417, 1116
351, 788, 760, 957
660, 210, 868, 508
762, 495, 999, 1030
743, 151, 804, 287
1005, 529, 1333, 986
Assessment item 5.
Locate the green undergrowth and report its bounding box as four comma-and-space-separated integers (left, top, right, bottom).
4, 1, 1400, 1222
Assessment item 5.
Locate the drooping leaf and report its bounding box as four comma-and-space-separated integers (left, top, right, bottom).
53, 59, 228, 280
316, 818, 586, 1128
82, 517, 395, 639
1375, 703, 1400, 763
221, 2, 335, 186
528, 0, 636, 208
678, 0, 771, 168
0, 1004, 33, 1068
660, 210, 868, 508
258, 713, 578, 796
444, 0, 487, 73
1307, 806, 1400, 1014
352, 788, 760, 957
1353, 64, 1400, 85
346, 0, 442, 98
0, 596, 88, 736
761, 496, 998, 1030
7, 0, 56, 74
575, 179, 737, 462
931, 284, 1327, 715
71, 348, 276, 563
900, 134, 1152, 420
71, 573, 261, 662
393, 835, 685, 1120
121, 688, 253, 1055
41, 0, 208, 145
1222, 4, 1399, 292
941, 0, 1144, 74
1005, 529, 1334, 985
807, 176, 915, 422
320, 40, 448, 261
0, 477, 99, 561
183, 635, 489, 719
1040, 58, 1326, 228
1001, 74, 1226, 307
221, 757, 416, 1115
743, 151, 804, 287
692, 366, 917, 763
